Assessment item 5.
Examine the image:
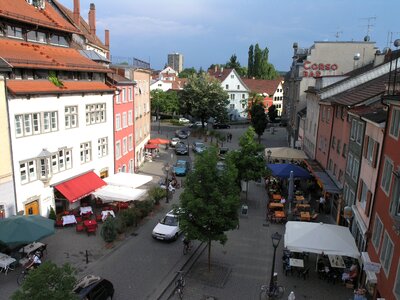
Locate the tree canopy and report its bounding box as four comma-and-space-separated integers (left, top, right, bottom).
179, 67, 197, 78
177, 147, 240, 271
150, 89, 180, 118
247, 43, 279, 80
12, 262, 77, 300
180, 73, 229, 126
268, 104, 278, 122
250, 103, 268, 142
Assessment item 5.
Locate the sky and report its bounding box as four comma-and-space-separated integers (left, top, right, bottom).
58, 0, 400, 72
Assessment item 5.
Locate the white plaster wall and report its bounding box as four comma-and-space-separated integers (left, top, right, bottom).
150, 80, 172, 92
272, 82, 284, 116
222, 70, 249, 119
8, 92, 114, 216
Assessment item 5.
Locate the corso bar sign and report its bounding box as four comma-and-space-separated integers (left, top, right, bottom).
303, 60, 338, 78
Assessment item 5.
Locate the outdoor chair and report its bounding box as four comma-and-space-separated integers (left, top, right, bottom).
76, 223, 84, 232
86, 226, 97, 236
95, 214, 102, 222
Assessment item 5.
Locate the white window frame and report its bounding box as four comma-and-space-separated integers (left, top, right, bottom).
122, 112, 127, 128
381, 157, 394, 195
128, 110, 133, 125
128, 88, 133, 102
128, 134, 133, 151
116, 114, 121, 131
389, 176, 400, 218
394, 262, 400, 299
65, 106, 78, 129
85, 103, 106, 125
98, 137, 108, 158
360, 180, 368, 210
80, 142, 92, 164
366, 137, 375, 163
346, 153, 353, 175
379, 231, 394, 275
389, 107, 400, 139
352, 158, 359, 181
123, 137, 127, 155
19, 160, 37, 184
122, 88, 126, 103
116, 140, 121, 159
372, 215, 383, 251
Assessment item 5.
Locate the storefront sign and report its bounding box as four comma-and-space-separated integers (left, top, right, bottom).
364, 261, 381, 273
303, 60, 338, 78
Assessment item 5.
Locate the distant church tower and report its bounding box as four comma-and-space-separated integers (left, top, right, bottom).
167, 53, 184, 73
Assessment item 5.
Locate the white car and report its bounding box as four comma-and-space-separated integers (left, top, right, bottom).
194, 121, 207, 127
178, 117, 190, 124
170, 137, 181, 147
152, 210, 181, 241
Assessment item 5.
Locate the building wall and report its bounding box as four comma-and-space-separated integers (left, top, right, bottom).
167, 53, 183, 73
132, 69, 151, 167
315, 103, 333, 169
272, 82, 284, 116
303, 92, 319, 159
0, 75, 16, 217
223, 70, 249, 120
150, 80, 172, 92
368, 103, 400, 300
8, 92, 114, 217
114, 84, 135, 173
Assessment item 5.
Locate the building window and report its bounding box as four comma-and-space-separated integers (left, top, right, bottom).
27, 30, 46, 43
389, 176, 400, 218
332, 136, 336, 149
98, 137, 108, 158
128, 110, 133, 125
122, 89, 126, 103
356, 122, 363, 145
229, 104, 235, 109
372, 215, 383, 250
15, 111, 58, 137
338, 169, 343, 182
50, 34, 68, 47
346, 153, 353, 175
327, 108, 331, 122
65, 106, 78, 129
128, 88, 133, 101
336, 139, 341, 155
359, 180, 368, 210
85, 103, 106, 125
128, 134, 133, 151
379, 231, 394, 275
350, 119, 356, 141
19, 160, 37, 184
230, 75, 234, 79
342, 143, 347, 158
394, 263, 400, 299
116, 114, 121, 131
328, 159, 333, 171
352, 158, 359, 181
389, 108, 400, 139
242, 94, 245, 99
80, 142, 92, 163
321, 107, 326, 122
123, 137, 127, 155
237, 85, 240, 89
225, 84, 229, 89
230, 94, 235, 100
381, 157, 393, 194
7, 25, 23, 39
116, 141, 121, 159
122, 112, 127, 128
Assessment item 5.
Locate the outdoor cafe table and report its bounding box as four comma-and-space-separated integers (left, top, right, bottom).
300, 212, 311, 221
289, 258, 304, 268
272, 194, 282, 201
80, 206, 93, 215
62, 215, 77, 226
101, 210, 115, 221
19, 241, 46, 256
269, 203, 284, 210
295, 195, 305, 202
296, 204, 310, 211
328, 255, 346, 269
0, 255, 16, 274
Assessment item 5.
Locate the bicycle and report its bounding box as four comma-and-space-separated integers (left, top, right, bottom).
17, 269, 29, 286
259, 283, 284, 299
175, 271, 186, 299
183, 239, 192, 255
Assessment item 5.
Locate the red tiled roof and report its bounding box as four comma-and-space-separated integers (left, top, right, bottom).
107, 73, 133, 84
242, 78, 282, 95
53, 0, 107, 50
208, 68, 234, 82
326, 74, 388, 106
0, 0, 78, 33
0, 39, 110, 72
348, 104, 387, 124
7, 79, 114, 95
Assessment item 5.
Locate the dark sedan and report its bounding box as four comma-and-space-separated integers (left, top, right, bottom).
175, 130, 190, 139
175, 142, 188, 155
213, 123, 231, 129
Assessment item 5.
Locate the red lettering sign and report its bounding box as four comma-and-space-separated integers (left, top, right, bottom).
302, 61, 339, 77
303, 61, 311, 70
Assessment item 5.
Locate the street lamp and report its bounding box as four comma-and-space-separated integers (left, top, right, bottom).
267, 150, 272, 164
165, 163, 170, 203
268, 232, 282, 298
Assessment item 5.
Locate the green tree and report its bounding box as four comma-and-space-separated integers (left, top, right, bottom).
12, 262, 77, 300
177, 147, 240, 271
150, 89, 179, 118
148, 186, 166, 205
247, 45, 254, 78
179, 67, 197, 78
224, 54, 247, 77
250, 103, 268, 143
268, 104, 278, 122
180, 73, 229, 128
101, 217, 117, 243
230, 127, 267, 201
253, 44, 262, 78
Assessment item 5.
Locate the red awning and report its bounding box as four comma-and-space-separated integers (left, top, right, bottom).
54, 171, 106, 203
144, 144, 159, 149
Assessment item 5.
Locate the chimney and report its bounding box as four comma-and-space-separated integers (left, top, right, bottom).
73, 0, 80, 26
105, 30, 110, 59
88, 3, 96, 35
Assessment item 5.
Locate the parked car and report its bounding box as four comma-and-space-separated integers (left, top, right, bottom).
189, 121, 207, 128
173, 159, 190, 176
192, 141, 206, 153
175, 130, 190, 139
152, 210, 181, 241
218, 147, 229, 159
73, 275, 114, 300
175, 142, 189, 155
178, 117, 190, 124
213, 123, 230, 129
170, 137, 181, 147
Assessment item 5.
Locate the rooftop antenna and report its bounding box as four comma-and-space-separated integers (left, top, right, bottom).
360, 16, 376, 41
386, 32, 400, 48
335, 31, 343, 41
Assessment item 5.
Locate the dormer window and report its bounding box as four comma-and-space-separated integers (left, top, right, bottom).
27, 31, 46, 43
26, 0, 45, 9
50, 34, 68, 47
7, 25, 23, 39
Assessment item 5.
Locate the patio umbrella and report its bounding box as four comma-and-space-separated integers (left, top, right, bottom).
144, 143, 159, 149
148, 138, 170, 145
288, 171, 294, 214
0, 215, 55, 246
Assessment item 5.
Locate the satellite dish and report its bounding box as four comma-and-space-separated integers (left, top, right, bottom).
364, 35, 370, 42
394, 39, 400, 48
354, 53, 361, 61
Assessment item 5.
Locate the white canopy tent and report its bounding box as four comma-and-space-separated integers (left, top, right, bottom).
92, 185, 147, 202
284, 221, 360, 258
104, 173, 153, 189
265, 147, 307, 161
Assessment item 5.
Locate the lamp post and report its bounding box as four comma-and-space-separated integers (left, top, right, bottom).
267, 149, 272, 164
165, 163, 170, 203
268, 232, 282, 298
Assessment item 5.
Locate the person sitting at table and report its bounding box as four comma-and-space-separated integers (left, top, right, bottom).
280, 197, 286, 204
25, 251, 42, 270
342, 263, 358, 282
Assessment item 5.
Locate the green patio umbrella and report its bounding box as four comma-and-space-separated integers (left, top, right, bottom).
0, 215, 55, 246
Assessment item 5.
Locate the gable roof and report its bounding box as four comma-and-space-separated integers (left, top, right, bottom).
323, 74, 388, 106
348, 104, 387, 125
242, 78, 282, 96
208, 67, 233, 82
0, 39, 110, 72
52, 0, 107, 51
0, 0, 78, 33
107, 73, 133, 85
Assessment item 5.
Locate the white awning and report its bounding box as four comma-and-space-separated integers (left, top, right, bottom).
92, 185, 147, 202
361, 252, 378, 284
104, 172, 153, 189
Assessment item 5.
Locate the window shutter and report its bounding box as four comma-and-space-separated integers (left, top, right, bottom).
363, 136, 369, 158
357, 180, 363, 202
372, 142, 379, 168
365, 191, 372, 217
